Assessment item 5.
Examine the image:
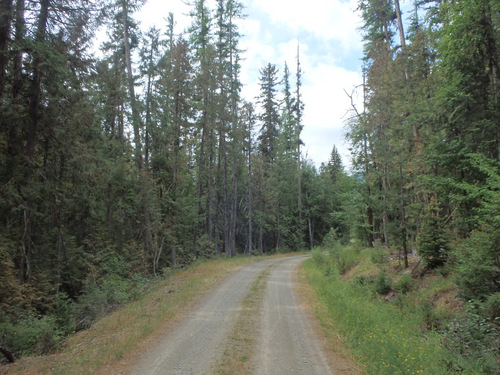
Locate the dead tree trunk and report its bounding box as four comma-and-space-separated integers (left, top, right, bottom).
0, 347, 16, 363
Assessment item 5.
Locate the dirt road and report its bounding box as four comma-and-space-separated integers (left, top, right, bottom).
129, 255, 334, 375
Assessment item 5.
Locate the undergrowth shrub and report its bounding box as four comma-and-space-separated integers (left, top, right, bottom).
75, 274, 142, 330
419, 300, 442, 331
374, 272, 392, 295
322, 230, 359, 275
483, 292, 500, 319
444, 305, 499, 374
454, 229, 499, 301
394, 274, 413, 294
370, 240, 386, 265
417, 200, 449, 269
0, 313, 60, 357
52, 292, 76, 336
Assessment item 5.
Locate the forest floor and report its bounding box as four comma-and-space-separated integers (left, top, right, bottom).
1, 254, 360, 375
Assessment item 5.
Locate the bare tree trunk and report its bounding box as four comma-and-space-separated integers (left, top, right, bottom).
399, 165, 409, 268
11, 0, 24, 100
6, 0, 24, 177
394, 0, 419, 144
308, 217, 313, 249
247, 150, 253, 254
297, 143, 302, 223
221, 130, 230, 254
0, 0, 12, 97
246, 104, 254, 255
394, 0, 409, 82
21, 0, 49, 284
208, 140, 214, 241
482, 0, 500, 161
27, 0, 49, 161
276, 201, 281, 249
345, 77, 375, 247
144, 42, 155, 168
194, 110, 208, 256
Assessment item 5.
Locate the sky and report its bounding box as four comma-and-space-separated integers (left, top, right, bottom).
136, 0, 365, 169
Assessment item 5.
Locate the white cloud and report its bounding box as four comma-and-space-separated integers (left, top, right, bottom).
251, 0, 362, 53
138, 0, 191, 33
135, 0, 363, 168
301, 63, 361, 167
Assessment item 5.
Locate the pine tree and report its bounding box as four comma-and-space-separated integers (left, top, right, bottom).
295, 45, 304, 225
417, 199, 449, 268
257, 63, 280, 164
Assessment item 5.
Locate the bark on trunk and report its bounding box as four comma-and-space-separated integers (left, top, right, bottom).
27, 0, 49, 161
0, 347, 16, 363
0, 0, 12, 97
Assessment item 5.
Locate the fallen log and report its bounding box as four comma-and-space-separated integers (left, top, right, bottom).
0, 347, 16, 363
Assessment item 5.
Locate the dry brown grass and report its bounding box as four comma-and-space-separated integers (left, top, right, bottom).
1, 256, 263, 375
211, 265, 273, 375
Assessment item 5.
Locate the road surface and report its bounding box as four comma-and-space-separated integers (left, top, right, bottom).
129, 255, 334, 375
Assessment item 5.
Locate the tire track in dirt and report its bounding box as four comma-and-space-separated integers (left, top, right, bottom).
128, 257, 283, 375
129, 255, 334, 375
253, 255, 334, 375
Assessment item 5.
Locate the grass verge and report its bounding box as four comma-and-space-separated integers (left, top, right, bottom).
296, 261, 365, 375
1, 256, 265, 375
303, 251, 450, 375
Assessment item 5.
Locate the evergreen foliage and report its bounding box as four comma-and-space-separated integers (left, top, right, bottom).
346, 0, 499, 299
0, 0, 499, 364
417, 199, 449, 269
0, 0, 339, 358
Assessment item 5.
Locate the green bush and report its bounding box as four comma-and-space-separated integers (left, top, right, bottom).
394, 274, 413, 294
370, 240, 386, 264
74, 274, 139, 330
455, 229, 500, 301
374, 272, 392, 295
311, 247, 327, 266
483, 293, 500, 320
52, 292, 76, 336
322, 227, 342, 250
444, 305, 499, 374
419, 300, 442, 331
0, 313, 60, 356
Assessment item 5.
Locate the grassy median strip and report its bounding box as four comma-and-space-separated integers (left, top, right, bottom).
3, 256, 264, 375
212, 263, 275, 375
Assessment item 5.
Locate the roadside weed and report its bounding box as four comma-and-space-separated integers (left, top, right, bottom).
304, 253, 450, 374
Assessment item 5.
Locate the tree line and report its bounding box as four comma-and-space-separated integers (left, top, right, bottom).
346, 0, 499, 305
0, 0, 346, 357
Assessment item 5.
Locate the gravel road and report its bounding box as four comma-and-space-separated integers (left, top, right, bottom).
253, 256, 333, 375
129, 255, 334, 375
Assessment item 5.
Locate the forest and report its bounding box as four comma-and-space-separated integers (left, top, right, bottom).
0, 0, 499, 363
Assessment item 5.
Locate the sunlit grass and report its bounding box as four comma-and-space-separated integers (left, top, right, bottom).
296, 261, 365, 375
303, 254, 452, 375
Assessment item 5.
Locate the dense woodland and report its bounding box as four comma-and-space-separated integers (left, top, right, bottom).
0, 0, 499, 361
